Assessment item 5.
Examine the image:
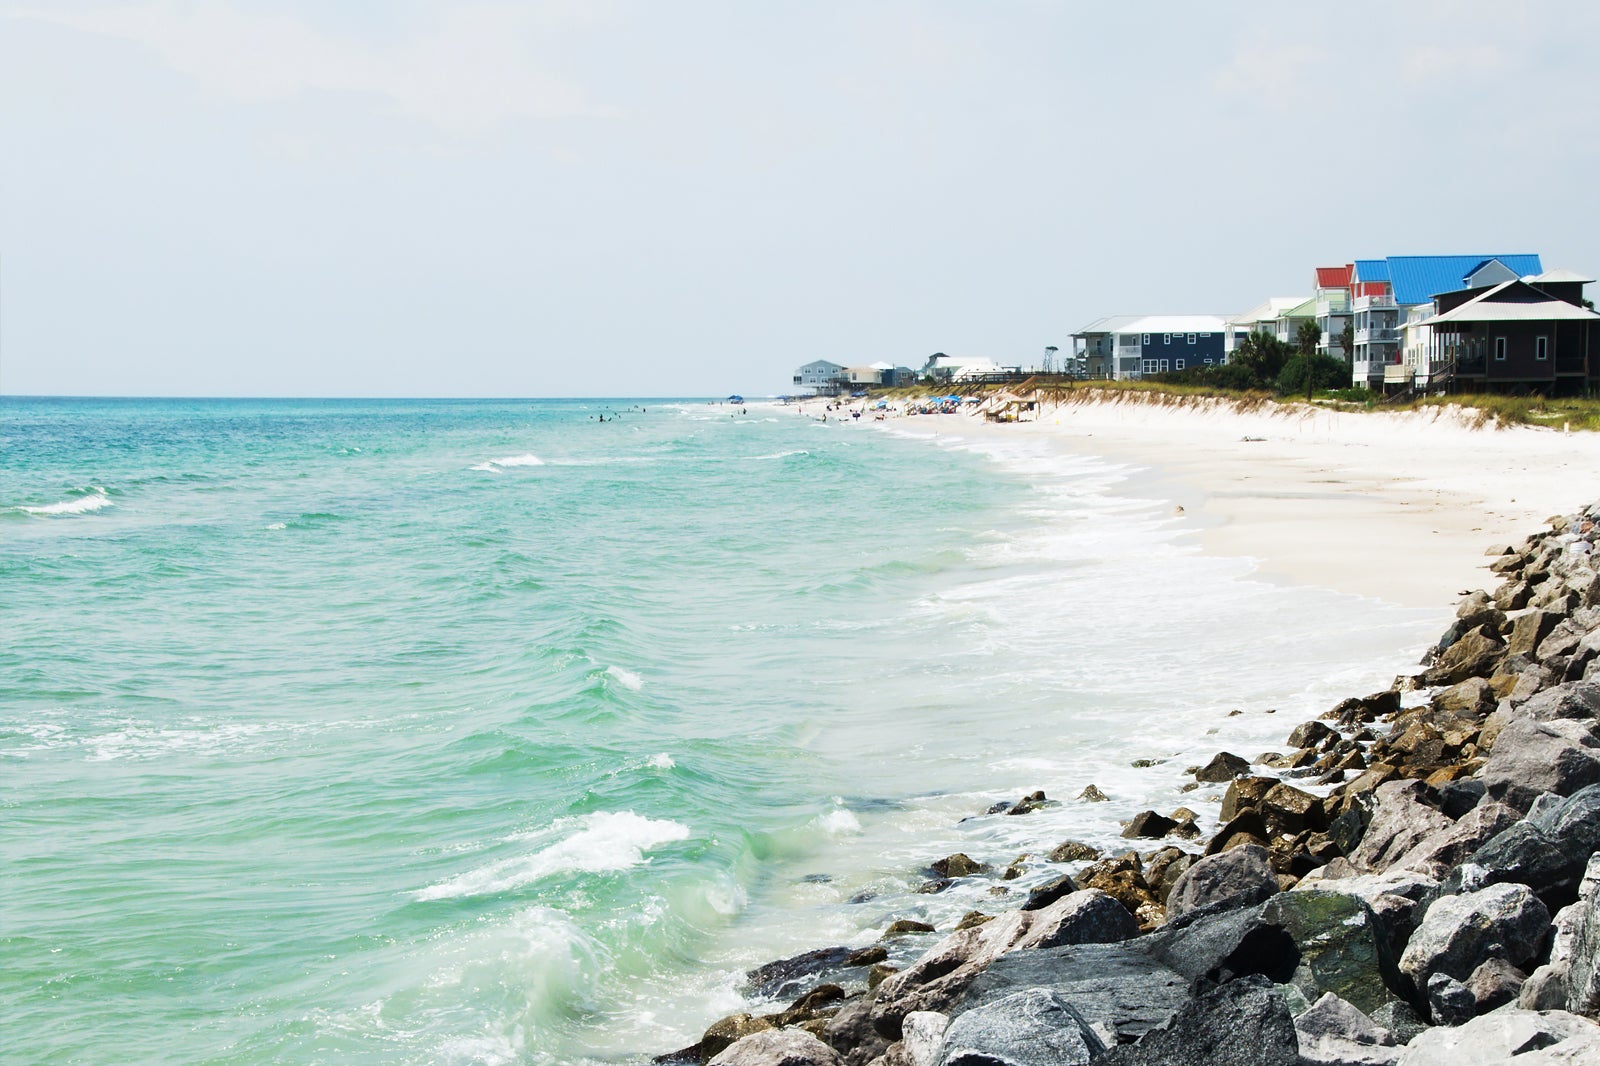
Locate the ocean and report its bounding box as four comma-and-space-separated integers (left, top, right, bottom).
1, 396, 1436, 1064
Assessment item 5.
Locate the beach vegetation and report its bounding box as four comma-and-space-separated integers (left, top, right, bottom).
1295, 320, 1322, 356
1275, 353, 1350, 396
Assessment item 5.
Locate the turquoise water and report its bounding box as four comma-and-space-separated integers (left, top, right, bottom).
2, 398, 1434, 1063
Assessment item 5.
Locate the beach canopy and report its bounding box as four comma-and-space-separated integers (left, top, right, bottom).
726, 395, 744, 403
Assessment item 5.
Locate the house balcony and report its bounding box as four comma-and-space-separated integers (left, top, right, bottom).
1355, 327, 1399, 345
1352, 294, 1396, 312
1316, 297, 1350, 317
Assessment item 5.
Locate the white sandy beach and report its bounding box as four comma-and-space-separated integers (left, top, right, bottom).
871, 396, 1600, 610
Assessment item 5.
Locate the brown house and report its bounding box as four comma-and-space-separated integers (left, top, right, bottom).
1413, 272, 1600, 395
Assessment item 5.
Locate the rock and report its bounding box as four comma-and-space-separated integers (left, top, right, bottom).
1293, 867, 1440, 967
899, 1012, 947, 1066
1205, 810, 1271, 856
958, 941, 1189, 1049
1261, 782, 1326, 837
1122, 810, 1180, 839
1019, 874, 1077, 911
1466, 957, 1526, 1012
1367, 1001, 1427, 1046
1559, 852, 1600, 1016
1394, 1009, 1600, 1065
702, 1014, 780, 1062
1047, 840, 1100, 863
1348, 781, 1453, 873
1388, 800, 1522, 880
1006, 791, 1049, 816
1221, 776, 1279, 821
1438, 779, 1487, 819
748, 947, 859, 999
916, 879, 953, 895
930, 854, 988, 879
1290, 720, 1336, 749
1421, 625, 1506, 687
846, 946, 889, 968
1326, 691, 1402, 726
934, 988, 1104, 1066
1146, 848, 1197, 904
952, 911, 992, 932
1514, 681, 1600, 723
1195, 752, 1252, 783
1076, 784, 1108, 803
1399, 882, 1551, 985
1481, 717, 1600, 811
825, 992, 889, 1056
869, 890, 1139, 1037
1094, 975, 1299, 1066
1294, 993, 1400, 1066
1425, 972, 1476, 1026
1261, 890, 1407, 1017
1077, 857, 1165, 930
1430, 677, 1497, 719
1166, 844, 1279, 920
1509, 609, 1566, 659
707, 1029, 843, 1066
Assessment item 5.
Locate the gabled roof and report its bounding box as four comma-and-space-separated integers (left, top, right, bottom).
1385, 254, 1543, 305
1410, 279, 1600, 327
1284, 296, 1319, 319
1231, 297, 1309, 326
1116, 314, 1231, 334
1353, 259, 1390, 284
1315, 265, 1353, 288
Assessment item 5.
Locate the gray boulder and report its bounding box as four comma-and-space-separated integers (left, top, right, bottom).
821, 997, 889, 1066
708, 1028, 843, 1066
1388, 800, 1522, 880
1349, 781, 1453, 873
1449, 784, 1600, 908
1259, 891, 1407, 1018
1395, 1009, 1600, 1065
1481, 718, 1600, 812
1554, 851, 1600, 1016
1399, 883, 1551, 985
869, 889, 1137, 1037
1512, 681, 1600, 722
1095, 975, 1299, 1065
1293, 993, 1400, 1066
1166, 844, 1279, 920
957, 941, 1188, 1049
1466, 957, 1526, 1012
1425, 972, 1476, 1025
933, 988, 1103, 1066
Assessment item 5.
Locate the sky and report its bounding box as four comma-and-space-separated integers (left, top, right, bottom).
3, 1, 1600, 398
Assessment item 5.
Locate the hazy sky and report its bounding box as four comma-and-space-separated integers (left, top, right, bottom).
4, 1, 1600, 398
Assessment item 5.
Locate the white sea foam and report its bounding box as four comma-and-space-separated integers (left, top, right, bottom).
265, 522, 287, 531
749, 449, 809, 461
646, 753, 675, 770
473, 454, 546, 472
415, 812, 690, 901
815, 808, 862, 835
18, 489, 113, 516
606, 665, 644, 691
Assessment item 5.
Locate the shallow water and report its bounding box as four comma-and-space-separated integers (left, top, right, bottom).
0, 397, 1436, 1063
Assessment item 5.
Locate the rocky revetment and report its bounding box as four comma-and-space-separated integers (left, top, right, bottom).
656, 502, 1600, 1065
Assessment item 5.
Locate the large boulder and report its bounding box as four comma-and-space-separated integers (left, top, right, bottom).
1165, 845, 1279, 920
1388, 800, 1522, 880
1094, 975, 1299, 1066
1348, 781, 1453, 873
1259, 890, 1407, 1017
1512, 681, 1600, 723
957, 942, 1188, 1049
1398, 882, 1551, 985
933, 988, 1104, 1066
1394, 1009, 1600, 1065
900, 1012, 948, 1066
820, 998, 888, 1066
1421, 625, 1506, 686
1481, 718, 1600, 811
1293, 868, 1440, 965
707, 1029, 843, 1066
1294, 993, 1399, 1066
869, 889, 1137, 1037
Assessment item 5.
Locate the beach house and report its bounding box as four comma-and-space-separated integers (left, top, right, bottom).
793, 359, 846, 395
1070, 315, 1229, 380
1342, 255, 1543, 389
1313, 265, 1354, 360
1404, 270, 1600, 394
1228, 297, 1315, 352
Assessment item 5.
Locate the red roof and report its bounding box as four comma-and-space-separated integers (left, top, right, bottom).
1354, 281, 1389, 297
1315, 265, 1353, 288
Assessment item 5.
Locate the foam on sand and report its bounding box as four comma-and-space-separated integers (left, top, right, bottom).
415, 812, 690, 901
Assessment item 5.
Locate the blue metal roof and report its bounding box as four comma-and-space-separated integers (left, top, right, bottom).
1353, 259, 1390, 284
1384, 254, 1542, 305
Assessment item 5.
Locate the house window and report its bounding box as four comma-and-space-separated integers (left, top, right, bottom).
1204, 358, 1215, 365
1142, 334, 1150, 345
1163, 333, 1172, 344
1200, 332, 1211, 338
1495, 337, 1507, 361
1187, 333, 1196, 344
1176, 359, 1186, 370
1536, 336, 1549, 361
